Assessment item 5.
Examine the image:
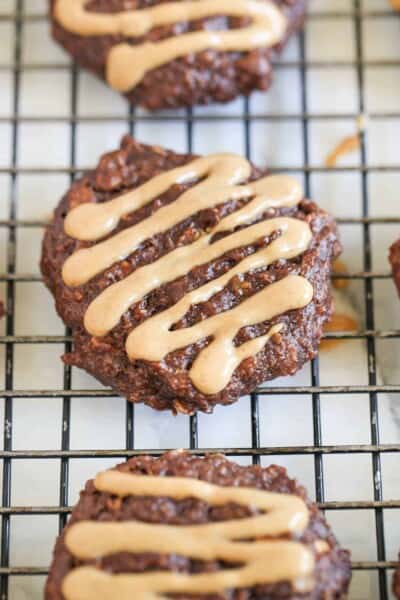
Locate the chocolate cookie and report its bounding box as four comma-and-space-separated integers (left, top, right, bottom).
41, 135, 341, 414
394, 562, 400, 599
389, 239, 400, 297
45, 451, 352, 600
49, 0, 306, 111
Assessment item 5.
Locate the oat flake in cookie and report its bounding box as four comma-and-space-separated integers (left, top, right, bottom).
45, 451, 351, 600
49, 0, 306, 110
41, 136, 341, 414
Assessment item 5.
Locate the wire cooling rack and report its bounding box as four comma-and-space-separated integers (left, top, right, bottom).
1, 0, 400, 598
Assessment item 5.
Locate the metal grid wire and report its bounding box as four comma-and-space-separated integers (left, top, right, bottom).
1, 1, 400, 599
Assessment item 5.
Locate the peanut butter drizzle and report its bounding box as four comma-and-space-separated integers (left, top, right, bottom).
325, 134, 361, 168
321, 313, 358, 352
84, 217, 311, 337
62, 154, 314, 395
54, 0, 287, 92
127, 275, 311, 394
332, 259, 349, 291
62, 470, 315, 600
63, 155, 302, 282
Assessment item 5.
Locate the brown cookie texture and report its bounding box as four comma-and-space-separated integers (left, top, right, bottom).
45, 451, 352, 600
394, 560, 400, 599
49, 0, 307, 110
41, 135, 341, 414
389, 239, 400, 297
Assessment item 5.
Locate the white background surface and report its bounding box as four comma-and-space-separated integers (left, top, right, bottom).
1, 0, 400, 598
